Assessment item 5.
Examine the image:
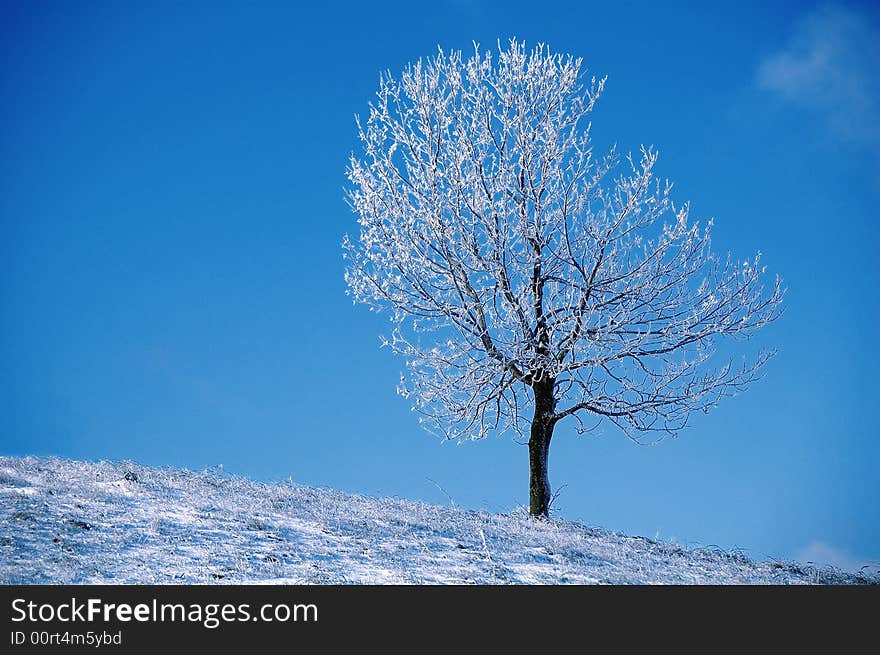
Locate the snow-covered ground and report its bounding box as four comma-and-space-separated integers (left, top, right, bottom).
1, 456, 874, 585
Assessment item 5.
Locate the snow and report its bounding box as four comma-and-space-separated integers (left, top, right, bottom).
0, 456, 874, 585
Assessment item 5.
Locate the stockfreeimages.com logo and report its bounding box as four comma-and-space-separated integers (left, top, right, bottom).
11, 597, 318, 630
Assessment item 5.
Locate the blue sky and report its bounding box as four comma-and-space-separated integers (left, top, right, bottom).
2, 0, 878, 571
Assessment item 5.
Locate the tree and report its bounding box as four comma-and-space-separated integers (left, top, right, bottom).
343, 40, 784, 517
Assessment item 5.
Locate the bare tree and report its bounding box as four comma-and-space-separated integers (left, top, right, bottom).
343, 40, 784, 517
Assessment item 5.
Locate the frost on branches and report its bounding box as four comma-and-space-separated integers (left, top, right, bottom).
343, 40, 783, 515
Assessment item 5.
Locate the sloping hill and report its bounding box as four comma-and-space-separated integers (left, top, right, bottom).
0, 456, 873, 584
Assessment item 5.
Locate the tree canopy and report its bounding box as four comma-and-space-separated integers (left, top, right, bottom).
344, 40, 783, 448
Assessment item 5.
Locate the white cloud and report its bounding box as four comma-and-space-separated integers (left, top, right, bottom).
757, 4, 880, 147
793, 541, 878, 574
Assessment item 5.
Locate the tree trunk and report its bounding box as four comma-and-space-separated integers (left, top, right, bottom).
529, 378, 556, 517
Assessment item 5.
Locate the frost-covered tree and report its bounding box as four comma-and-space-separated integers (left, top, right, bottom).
343, 40, 784, 517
